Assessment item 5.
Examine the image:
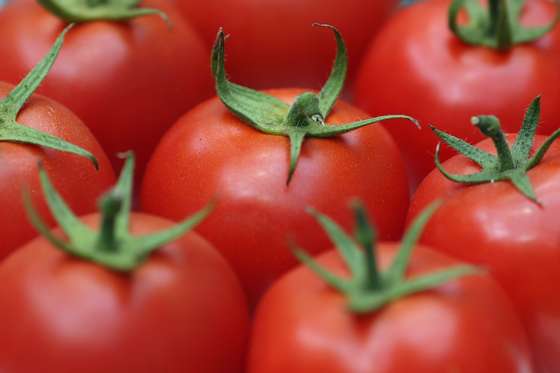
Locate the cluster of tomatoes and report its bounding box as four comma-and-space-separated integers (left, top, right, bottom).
0, 0, 559, 372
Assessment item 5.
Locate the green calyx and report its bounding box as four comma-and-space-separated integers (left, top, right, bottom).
24, 152, 213, 272
211, 24, 419, 184
37, 0, 168, 23
293, 201, 479, 313
449, 0, 560, 51
0, 25, 98, 168
432, 96, 560, 205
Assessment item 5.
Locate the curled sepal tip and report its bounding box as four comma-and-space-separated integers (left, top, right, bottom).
23, 153, 214, 272
431, 96, 559, 205
0, 25, 98, 168
37, 0, 170, 24
449, 0, 560, 51
293, 200, 480, 314
212, 26, 418, 184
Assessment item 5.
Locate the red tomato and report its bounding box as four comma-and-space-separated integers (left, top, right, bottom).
0, 0, 212, 179
140, 89, 409, 304
174, 0, 398, 88
0, 212, 249, 373
0, 82, 115, 259
408, 134, 560, 373
355, 0, 560, 185
249, 246, 534, 372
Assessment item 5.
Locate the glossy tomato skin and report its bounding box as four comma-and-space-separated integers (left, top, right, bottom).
355, 0, 560, 185
0, 0, 212, 179
140, 89, 409, 304
249, 245, 534, 373
408, 135, 560, 373
0, 213, 249, 373
0, 82, 115, 260
174, 0, 398, 89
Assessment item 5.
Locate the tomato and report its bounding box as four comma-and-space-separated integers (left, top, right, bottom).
0, 154, 249, 373
355, 0, 560, 185
174, 0, 398, 89
140, 26, 411, 304
141, 89, 409, 303
0, 212, 249, 373
408, 98, 560, 372
249, 203, 534, 373
0, 79, 114, 258
0, 0, 212, 179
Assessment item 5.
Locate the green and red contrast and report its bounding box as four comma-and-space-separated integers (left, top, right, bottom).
141, 24, 416, 304
409, 97, 560, 372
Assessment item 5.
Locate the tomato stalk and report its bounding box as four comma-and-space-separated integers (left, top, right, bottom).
24, 152, 213, 272
293, 201, 479, 313
449, 0, 560, 51
211, 24, 419, 184
0, 26, 98, 167
431, 96, 560, 204
37, 0, 168, 23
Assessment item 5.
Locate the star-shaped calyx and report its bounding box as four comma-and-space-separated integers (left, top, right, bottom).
211, 24, 419, 184
431, 96, 560, 204
449, 0, 560, 51
292, 200, 479, 313
0, 26, 98, 168
25, 153, 213, 272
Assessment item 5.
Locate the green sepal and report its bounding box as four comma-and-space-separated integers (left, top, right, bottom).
37, 0, 169, 24
293, 200, 480, 314
0, 25, 98, 168
211, 25, 419, 184
432, 96, 558, 204
24, 152, 213, 272
449, 0, 560, 51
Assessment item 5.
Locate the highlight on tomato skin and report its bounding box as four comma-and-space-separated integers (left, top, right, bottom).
0, 153, 249, 373
355, 0, 560, 187
248, 202, 535, 373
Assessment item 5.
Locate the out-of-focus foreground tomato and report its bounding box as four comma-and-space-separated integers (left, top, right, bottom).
0, 154, 249, 373
356, 0, 560, 185
174, 0, 399, 88
249, 202, 534, 373
0, 0, 212, 178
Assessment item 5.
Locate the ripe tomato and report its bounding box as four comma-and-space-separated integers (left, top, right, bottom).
140, 89, 409, 304
0, 81, 115, 260
249, 204, 534, 373
0, 212, 249, 373
174, 0, 398, 88
408, 100, 560, 372
355, 0, 560, 185
0, 0, 212, 178
0, 153, 249, 372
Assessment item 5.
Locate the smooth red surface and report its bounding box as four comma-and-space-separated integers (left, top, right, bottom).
174, 0, 398, 89
355, 0, 560, 185
408, 134, 560, 373
249, 245, 534, 373
0, 82, 115, 259
0, 0, 213, 179
140, 89, 409, 304
0, 213, 249, 373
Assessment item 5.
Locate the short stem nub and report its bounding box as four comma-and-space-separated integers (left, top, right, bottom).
286, 93, 323, 128
472, 115, 515, 170
96, 191, 124, 251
